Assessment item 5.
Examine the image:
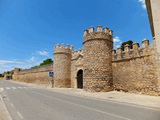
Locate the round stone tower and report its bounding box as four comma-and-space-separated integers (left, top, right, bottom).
54, 44, 73, 88
83, 26, 113, 92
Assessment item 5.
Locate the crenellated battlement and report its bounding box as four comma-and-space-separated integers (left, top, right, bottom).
54, 44, 74, 54
72, 49, 83, 60
54, 44, 74, 50
83, 26, 113, 42
112, 39, 156, 61
72, 49, 83, 55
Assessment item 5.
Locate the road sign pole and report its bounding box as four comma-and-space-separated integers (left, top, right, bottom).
49, 72, 54, 88
52, 76, 54, 88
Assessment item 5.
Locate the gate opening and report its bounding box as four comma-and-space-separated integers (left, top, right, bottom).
77, 69, 83, 89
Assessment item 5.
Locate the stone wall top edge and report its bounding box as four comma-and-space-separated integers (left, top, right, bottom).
72, 49, 83, 55
113, 39, 154, 53
17, 64, 53, 75
112, 54, 151, 62
54, 44, 74, 51
83, 26, 113, 35
18, 70, 53, 75
71, 49, 84, 60
112, 40, 156, 61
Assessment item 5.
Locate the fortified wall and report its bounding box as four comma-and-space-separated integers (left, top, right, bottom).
13, 64, 53, 84
112, 39, 158, 95
3, 71, 14, 80
11, 26, 160, 96
53, 26, 160, 96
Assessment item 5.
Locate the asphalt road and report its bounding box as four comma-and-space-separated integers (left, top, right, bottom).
0, 80, 160, 120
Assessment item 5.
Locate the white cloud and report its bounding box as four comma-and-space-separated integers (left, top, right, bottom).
113, 36, 121, 42
113, 36, 122, 49
138, 0, 146, 9
116, 45, 121, 48
26, 57, 35, 62
30, 57, 35, 61
0, 56, 48, 73
0, 63, 35, 73
0, 58, 39, 73
37, 51, 49, 56
0, 60, 25, 73
0, 60, 24, 65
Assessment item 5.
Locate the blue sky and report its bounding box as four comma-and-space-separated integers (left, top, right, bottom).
0, 0, 152, 73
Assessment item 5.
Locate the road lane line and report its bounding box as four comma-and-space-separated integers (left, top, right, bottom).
23, 87, 27, 88
10, 103, 14, 107
12, 87, 16, 89
6, 98, 10, 101
17, 111, 24, 119
6, 87, 10, 90
18, 87, 22, 89
31, 90, 131, 120
0, 88, 4, 91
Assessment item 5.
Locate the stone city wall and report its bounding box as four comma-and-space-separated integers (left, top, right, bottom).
155, 52, 160, 92
112, 39, 159, 95
13, 64, 53, 84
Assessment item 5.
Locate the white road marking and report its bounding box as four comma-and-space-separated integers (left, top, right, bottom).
17, 111, 24, 119
10, 103, 14, 107
6, 98, 10, 101
4, 86, 36, 90
32, 90, 130, 120
12, 87, 16, 89
0, 88, 4, 92
6, 87, 10, 90
31, 86, 37, 88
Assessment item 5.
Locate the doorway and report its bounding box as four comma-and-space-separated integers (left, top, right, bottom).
77, 69, 83, 89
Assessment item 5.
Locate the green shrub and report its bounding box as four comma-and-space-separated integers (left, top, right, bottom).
121, 40, 133, 51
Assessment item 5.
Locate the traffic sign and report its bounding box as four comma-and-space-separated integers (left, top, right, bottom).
48, 72, 54, 77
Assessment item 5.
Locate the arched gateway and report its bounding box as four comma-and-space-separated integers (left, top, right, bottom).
77, 69, 83, 89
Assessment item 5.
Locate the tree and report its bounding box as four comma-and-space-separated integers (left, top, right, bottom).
121, 40, 133, 51
31, 58, 53, 69
31, 66, 39, 69
39, 59, 53, 66
0, 74, 4, 77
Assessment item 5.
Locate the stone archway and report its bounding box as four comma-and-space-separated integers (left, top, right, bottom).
77, 69, 83, 89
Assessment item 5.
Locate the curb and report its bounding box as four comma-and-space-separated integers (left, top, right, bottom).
0, 88, 12, 120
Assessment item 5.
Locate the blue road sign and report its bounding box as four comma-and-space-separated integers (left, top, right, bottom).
49, 72, 54, 77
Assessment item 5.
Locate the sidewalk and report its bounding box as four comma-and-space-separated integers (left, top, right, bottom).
12, 80, 160, 109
